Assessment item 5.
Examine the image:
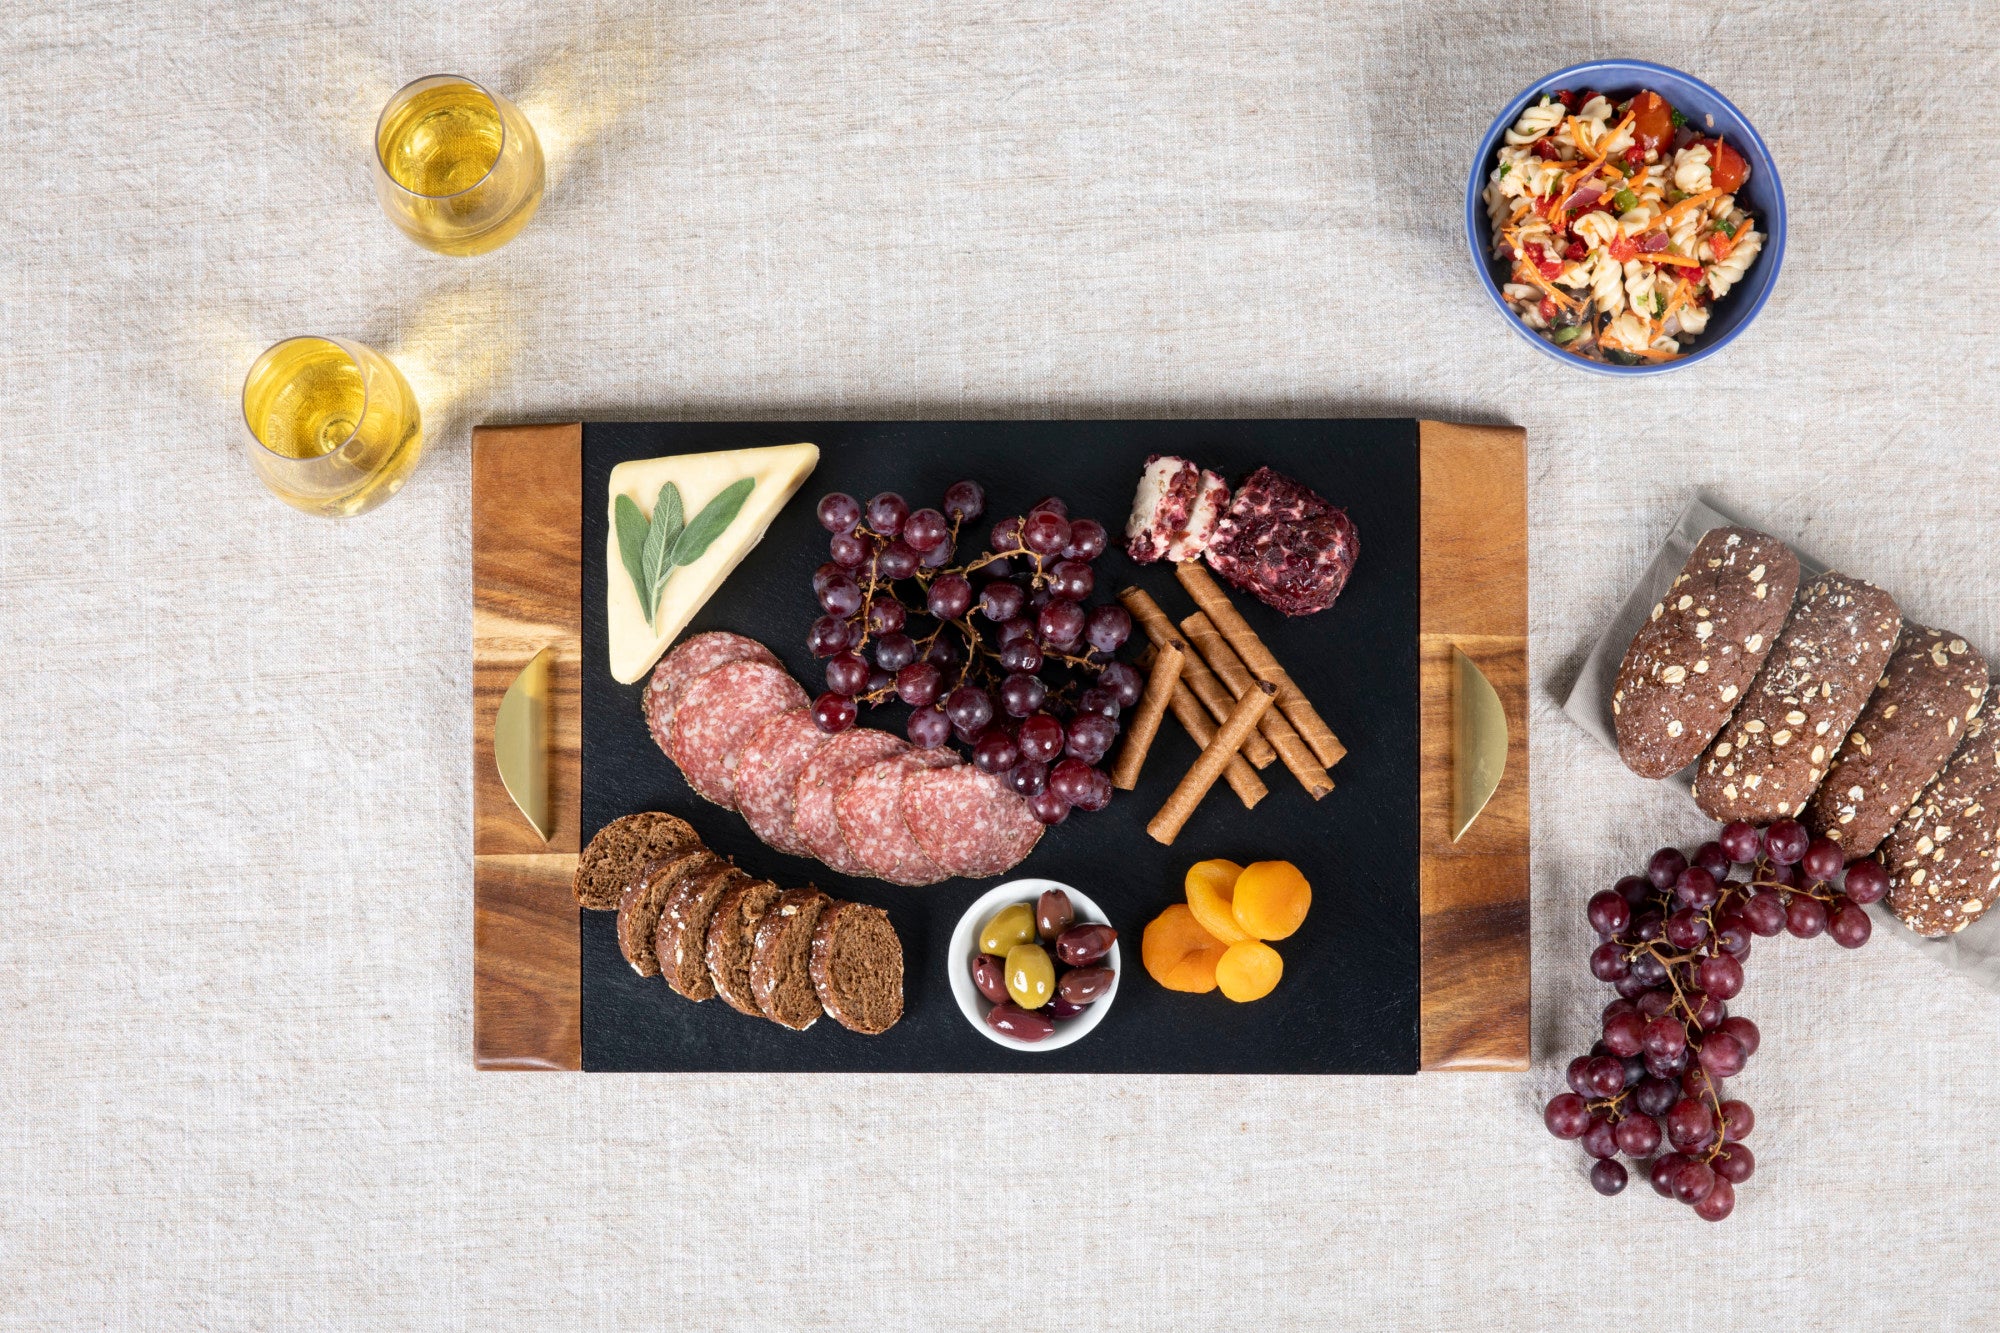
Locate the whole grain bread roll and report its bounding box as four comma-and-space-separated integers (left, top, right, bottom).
1693, 571, 1901, 824
1613, 528, 1800, 779
1804, 626, 1988, 858
1881, 687, 2000, 937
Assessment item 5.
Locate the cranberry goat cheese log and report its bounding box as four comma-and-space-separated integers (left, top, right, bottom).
1203, 466, 1359, 617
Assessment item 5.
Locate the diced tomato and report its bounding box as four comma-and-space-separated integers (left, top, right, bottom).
1537, 297, 1557, 321
1630, 90, 1676, 154
1701, 139, 1750, 193
1608, 236, 1638, 263
1621, 145, 1645, 168
1553, 89, 1575, 108
1534, 195, 1554, 215
1564, 239, 1588, 261
1532, 139, 1562, 160
1578, 88, 1600, 107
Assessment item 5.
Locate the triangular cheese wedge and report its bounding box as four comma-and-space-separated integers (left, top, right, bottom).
605, 442, 820, 683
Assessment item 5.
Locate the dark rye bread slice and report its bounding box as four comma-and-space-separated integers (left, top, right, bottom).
616, 849, 714, 977
809, 900, 904, 1035
750, 888, 833, 1031
1693, 571, 1902, 825
572, 812, 701, 910
1882, 687, 2000, 937
1805, 626, 1989, 858
705, 878, 785, 1017
1613, 528, 1800, 779
657, 858, 751, 1001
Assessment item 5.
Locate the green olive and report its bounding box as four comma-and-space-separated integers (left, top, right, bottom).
1005, 943, 1056, 1009
979, 902, 1038, 956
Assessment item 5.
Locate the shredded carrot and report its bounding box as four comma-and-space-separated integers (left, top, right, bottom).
1516, 263, 1579, 310
1660, 188, 1725, 227
1645, 253, 1704, 269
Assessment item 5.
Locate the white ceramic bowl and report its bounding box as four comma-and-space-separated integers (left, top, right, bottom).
949, 877, 1121, 1053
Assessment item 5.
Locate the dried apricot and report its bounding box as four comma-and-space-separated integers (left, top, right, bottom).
1141, 904, 1227, 993
1231, 860, 1312, 941
1183, 858, 1249, 944
1214, 940, 1284, 1002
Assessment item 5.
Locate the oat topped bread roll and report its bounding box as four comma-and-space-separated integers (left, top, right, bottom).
1693, 571, 1902, 825
1804, 626, 1989, 858
1881, 686, 2000, 937
1613, 527, 1800, 779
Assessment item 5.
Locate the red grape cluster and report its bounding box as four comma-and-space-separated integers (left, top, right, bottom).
809, 482, 1139, 826
1544, 818, 1888, 1220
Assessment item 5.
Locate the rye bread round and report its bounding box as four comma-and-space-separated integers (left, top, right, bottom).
616, 848, 714, 977
809, 900, 904, 1035
704, 878, 785, 1017
750, 888, 833, 1030
1693, 571, 1902, 824
642, 631, 780, 758
656, 857, 750, 1001
1805, 626, 1990, 858
1882, 686, 2000, 937
572, 811, 701, 911
1613, 527, 1800, 779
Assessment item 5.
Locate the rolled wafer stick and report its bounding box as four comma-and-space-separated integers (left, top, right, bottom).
1174, 563, 1347, 767
1141, 647, 1267, 808
1179, 612, 1333, 801
1148, 681, 1276, 845
1120, 586, 1277, 768
1112, 638, 1184, 790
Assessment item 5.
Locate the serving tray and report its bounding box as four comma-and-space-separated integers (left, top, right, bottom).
472, 420, 1529, 1072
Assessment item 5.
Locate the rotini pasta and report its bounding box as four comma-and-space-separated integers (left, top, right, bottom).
1481, 85, 1763, 363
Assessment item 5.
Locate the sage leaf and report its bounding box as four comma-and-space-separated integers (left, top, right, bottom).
639, 481, 685, 621
669, 478, 756, 571
614, 494, 654, 623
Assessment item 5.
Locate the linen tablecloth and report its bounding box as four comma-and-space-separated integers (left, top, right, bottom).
5, 2, 1997, 1328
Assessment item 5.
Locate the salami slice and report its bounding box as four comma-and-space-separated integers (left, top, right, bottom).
734, 708, 831, 858
836, 752, 959, 886
642, 631, 780, 758
668, 661, 808, 808
903, 765, 1044, 879
793, 729, 907, 876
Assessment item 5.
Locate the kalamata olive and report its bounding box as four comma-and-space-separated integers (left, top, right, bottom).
985, 1001, 1056, 1042
978, 902, 1037, 956
1046, 997, 1086, 1019
1036, 888, 1075, 941
971, 953, 1010, 1005
1005, 943, 1055, 1009
1057, 965, 1114, 1006
1055, 923, 1117, 966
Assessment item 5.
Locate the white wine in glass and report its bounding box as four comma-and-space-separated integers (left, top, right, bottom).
241, 337, 423, 518
373, 75, 544, 256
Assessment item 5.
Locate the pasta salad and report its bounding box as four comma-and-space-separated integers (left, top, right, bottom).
1483, 87, 1764, 364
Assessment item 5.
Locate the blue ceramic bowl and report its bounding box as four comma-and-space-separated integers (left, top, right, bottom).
1465, 60, 1785, 375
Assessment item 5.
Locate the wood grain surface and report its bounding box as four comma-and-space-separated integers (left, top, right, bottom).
473, 423, 583, 1070
470, 420, 1531, 1072
1417, 420, 1531, 1071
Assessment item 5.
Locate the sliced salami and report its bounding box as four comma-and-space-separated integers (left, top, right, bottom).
642, 631, 780, 758
836, 752, 958, 887
668, 661, 808, 808
903, 765, 1044, 879
734, 708, 831, 858
793, 729, 907, 876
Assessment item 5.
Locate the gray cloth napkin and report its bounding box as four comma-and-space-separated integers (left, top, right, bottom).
1563, 494, 2000, 994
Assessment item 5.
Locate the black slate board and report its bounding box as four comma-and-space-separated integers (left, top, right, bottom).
581, 421, 1420, 1073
